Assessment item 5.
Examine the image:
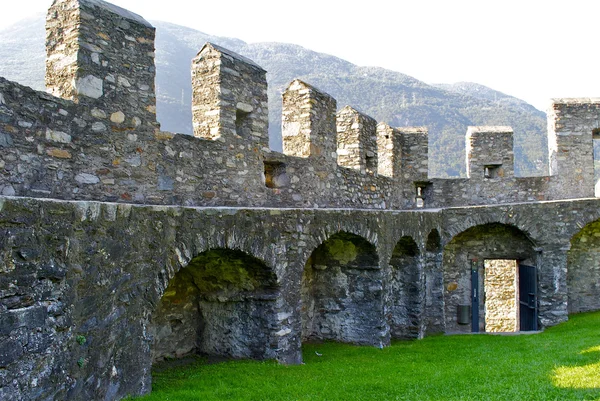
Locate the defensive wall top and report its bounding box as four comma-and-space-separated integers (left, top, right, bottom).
1, 0, 599, 209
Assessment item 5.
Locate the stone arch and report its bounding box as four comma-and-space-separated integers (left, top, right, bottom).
568, 219, 600, 313
150, 248, 279, 363
388, 236, 421, 339
442, 223, 537, 334
426, 229, 441, 253
301, 231, 384, 346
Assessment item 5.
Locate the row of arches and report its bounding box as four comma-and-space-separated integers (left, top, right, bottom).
148, 219, 600, 364
149, 230, 440, 364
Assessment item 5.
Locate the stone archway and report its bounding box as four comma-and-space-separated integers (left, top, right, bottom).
150, 248, 278, 362
568, 219, 600, 313
388, 236, 420, 339
301, 232, 384, 346
442, 223, 537, 334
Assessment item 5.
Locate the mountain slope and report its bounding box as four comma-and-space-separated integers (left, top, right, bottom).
0, 15, 547, 177
435, 82, 546, 116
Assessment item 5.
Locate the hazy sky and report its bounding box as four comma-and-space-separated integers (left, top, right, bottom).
0, 0, 598, 111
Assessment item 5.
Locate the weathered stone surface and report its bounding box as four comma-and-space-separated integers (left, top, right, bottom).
46, 129, 72, 143
75, 173, 100, 184
0, 196, 599, 401
301, 232, 385, 346
1, 1, 600, 401
110, 111, 125, 123
442, 223, 536, 334
75, 75, 103, 99
337, 106, 378, 175
568, 219, 600, 313
46, 0, 158, 131
46, 148, 72, 159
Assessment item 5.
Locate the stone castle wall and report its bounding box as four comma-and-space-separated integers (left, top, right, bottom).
2, 1, 600, 401
2, 1, 600, 210
2, 196, 600, 400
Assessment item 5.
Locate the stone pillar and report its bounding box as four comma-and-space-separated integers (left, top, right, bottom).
398, 127, 429, 182
336, 106, 378, 175
547, 99, 600, 199
421, 229, 443, 335
466, 126, 514, 180
399, 128, 429, 208
191, 43, 269, 147
376, 123, 401, 178
46, 0, 158, 130
537, 246, 569, 328
423, 246, 444, 334
281, 80, 337, 166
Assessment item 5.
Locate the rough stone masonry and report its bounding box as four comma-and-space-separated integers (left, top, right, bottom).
1, 0, 600, 400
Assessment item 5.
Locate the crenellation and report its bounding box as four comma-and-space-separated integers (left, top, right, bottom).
376, 122, 400, 178
12, 0, 600, 213
282, 79, 337, 165
398, 127, 429, 208
547, 98, 600, 199
466, 126, 514, 180
192, 43, 269, 148
45, 0, 158, 131
336, 106, 378, 175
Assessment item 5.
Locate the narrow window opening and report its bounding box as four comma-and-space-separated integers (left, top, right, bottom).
264, 161, 289, 189
365, 153, 376, 174
235, 109, 251, 138
414, 181, 432, 208
484, 164, 501, 179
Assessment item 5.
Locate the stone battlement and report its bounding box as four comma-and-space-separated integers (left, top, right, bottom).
2, 0, 599, 210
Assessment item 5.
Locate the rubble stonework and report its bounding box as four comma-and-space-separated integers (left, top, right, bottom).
1, 0, 600, 400
336, 106, 378, 175
191, 43, 269, 148
46, 0, 158, 131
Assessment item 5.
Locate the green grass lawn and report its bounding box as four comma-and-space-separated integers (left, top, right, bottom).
133, 312, 600, 400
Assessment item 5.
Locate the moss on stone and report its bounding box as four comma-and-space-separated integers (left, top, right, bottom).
325, 238, 358, 265
184, 249, 276, 295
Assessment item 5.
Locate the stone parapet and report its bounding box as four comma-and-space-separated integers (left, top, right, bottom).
547, 98, 600, 199
45, 0, 158, 130
281, 80, 337, 166
398, 127, 429, 208
466, 126, 514, 180
336, 106, 378, 175
376, 123, 401, 178
191, 43, 268, 148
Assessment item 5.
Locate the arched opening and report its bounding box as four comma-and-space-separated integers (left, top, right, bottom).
150, 248, 278, 363
389, 236, 420, 339
568, 219, 600, 313
426, 229, 441, 253
301, 232, 383, 345
443, 223, 537, 334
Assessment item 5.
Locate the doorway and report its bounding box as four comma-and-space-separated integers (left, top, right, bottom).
471, 260, 537, 332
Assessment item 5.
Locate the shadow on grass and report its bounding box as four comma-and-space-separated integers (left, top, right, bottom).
134, 312, 600, 401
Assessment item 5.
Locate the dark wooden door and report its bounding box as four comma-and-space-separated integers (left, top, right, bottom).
518, 264, 538, 331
